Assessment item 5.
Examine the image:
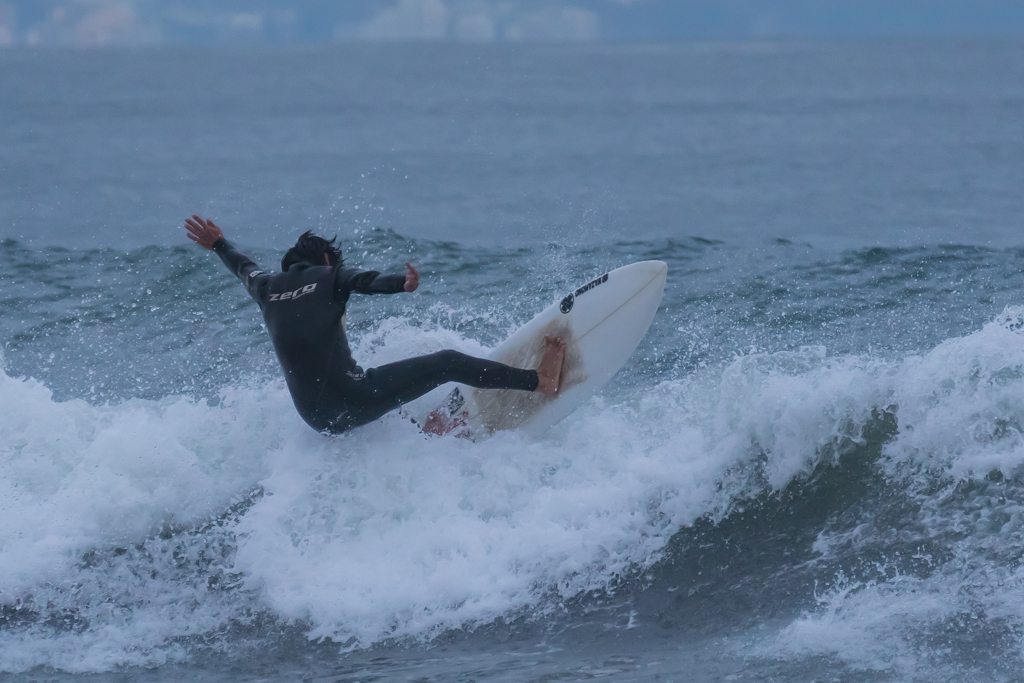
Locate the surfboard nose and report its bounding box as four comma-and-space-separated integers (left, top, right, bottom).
633, 260, 668, 284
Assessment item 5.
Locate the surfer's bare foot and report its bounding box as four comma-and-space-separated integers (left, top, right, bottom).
535, 335, 566, 398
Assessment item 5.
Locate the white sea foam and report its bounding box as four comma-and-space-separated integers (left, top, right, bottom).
0, 370, 294, 596
7, 309, 1024, 673
759, 559, 1024, 676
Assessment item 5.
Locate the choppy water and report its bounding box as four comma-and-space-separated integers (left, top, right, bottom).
4, 40, 1024, 682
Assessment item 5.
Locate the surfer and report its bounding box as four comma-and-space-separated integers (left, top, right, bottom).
184, 215, 565, 434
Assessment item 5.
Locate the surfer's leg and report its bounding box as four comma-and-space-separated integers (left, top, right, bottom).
337, 350, 538, 428
336, 338, 567, 430
372, 350, 537, 402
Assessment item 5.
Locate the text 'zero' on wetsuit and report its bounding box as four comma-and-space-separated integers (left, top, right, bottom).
213, 238, 538, 433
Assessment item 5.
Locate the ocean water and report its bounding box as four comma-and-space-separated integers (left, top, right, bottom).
3, 39, 1024, 681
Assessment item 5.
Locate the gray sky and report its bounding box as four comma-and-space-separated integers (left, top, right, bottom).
1, 0, 1023, 46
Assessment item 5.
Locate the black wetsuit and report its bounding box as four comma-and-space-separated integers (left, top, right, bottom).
213, 238, 539, 433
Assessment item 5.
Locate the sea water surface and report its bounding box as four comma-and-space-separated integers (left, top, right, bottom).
3, 40, 1024, 682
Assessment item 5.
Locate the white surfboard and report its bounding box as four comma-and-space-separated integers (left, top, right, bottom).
424, 260, 668, 438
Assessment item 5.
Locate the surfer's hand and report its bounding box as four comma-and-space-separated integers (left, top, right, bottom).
185, 215, 224, 250
404, 262, 419, 292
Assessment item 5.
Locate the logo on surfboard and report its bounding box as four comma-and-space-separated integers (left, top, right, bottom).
561, 272, 609, 314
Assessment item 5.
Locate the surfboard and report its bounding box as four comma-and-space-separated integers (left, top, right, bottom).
422, 260, 668, 438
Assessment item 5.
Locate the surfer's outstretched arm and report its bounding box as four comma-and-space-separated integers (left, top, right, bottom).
185, 215, 271, 304
333, 262, 419, 299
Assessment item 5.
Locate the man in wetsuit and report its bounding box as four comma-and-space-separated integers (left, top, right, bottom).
185, 215, 565, 434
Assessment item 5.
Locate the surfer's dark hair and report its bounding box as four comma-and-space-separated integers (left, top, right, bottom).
281, 231, 343, 271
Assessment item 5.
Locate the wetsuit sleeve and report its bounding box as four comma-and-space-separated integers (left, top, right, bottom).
334, 267, 407, 300
212, 238, 272, 306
